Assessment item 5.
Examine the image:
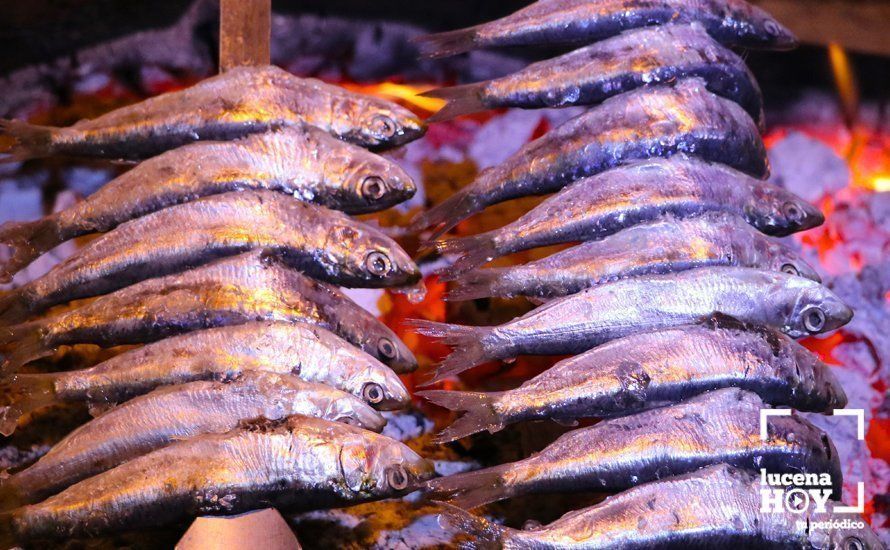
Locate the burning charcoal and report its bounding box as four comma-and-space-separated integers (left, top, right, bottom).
768, 131, 851, 202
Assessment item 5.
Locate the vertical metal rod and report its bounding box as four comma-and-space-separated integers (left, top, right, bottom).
219, 0, 271, 72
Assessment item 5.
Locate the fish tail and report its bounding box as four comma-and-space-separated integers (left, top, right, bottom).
0, 217, 61, 282
407, 320, 494, 384
0, 321, 50, 373
422, 84, 488, 122
426, 463, 515, 509
412, 26, 480, 59
435, 233, 499, 280
0, 289, 30, 327
409, 188, 480, 239
0, 373, 60, 436
445, 268, 506, 301
417, 389, 503, 441
435, 501, 505, 549
0, 119, 56, 163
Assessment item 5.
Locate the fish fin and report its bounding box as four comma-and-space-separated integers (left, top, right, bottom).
412, 26, 480, 59
435, 501, 504, 550
423, 84, 488, 122
0, 119, 56, 163
0, 217, 61, 283
407, 320, 494, 384
426, 463, 515, 509
434, 234, 499, 280
444, 268, 506, 301
417, 390, 503, 441
0, 289, 30, 327
0, 373, 60, 436
0, 321, 50, 373
408, 186, 480, 239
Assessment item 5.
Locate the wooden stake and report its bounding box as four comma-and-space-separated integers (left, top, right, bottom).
219, 0, 271, 72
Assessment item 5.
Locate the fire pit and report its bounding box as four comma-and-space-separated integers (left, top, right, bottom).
0, 1, 887, 547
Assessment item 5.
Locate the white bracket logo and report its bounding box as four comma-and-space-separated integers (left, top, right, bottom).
760, 407, 866, 514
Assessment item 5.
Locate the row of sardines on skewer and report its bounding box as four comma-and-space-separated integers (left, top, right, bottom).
0, 66, 436, 541
410, 1, 883, 548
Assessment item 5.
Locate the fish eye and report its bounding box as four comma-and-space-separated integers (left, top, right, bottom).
386, 464, 409, 490
802, 305, 826, 333
361, 176, 387, 200
844, 537, 864, 550
362, 382, 385, 404
782, 202, 804, 223
781, 263, 799, 276
365, 251, 392, 276
372, 115, 397, 138
764, 19, 782, 36
378, 338, 397, 359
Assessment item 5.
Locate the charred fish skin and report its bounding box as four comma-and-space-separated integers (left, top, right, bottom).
0, 251, 417, 373
2, 190, 420, 323
427, 23, 764, 125
411, 79, 768, 237
426, 389, 842, 509
5, 371, 387, 504
436, 156, 822, 276
11, 416, 436, 540
419, 320, 847, 440
0, 65, 425, 162
446, 212, 822, 301
416, 0, 798, 58
414, 267, 852, 383
439, 465, 882, 550
42, 321, 410, 409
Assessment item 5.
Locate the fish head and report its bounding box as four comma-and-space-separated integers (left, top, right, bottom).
765, 413, 842, 491
339, 432, 436, 500
724, 2, 798, 50
747, 182, 824, 236
344, 100, 426, 150
328, 222, 421, 288
332, 343, 411, 409
783, 280, 853, 338
809, 511, 884, 550
755, 236, 822, 283
326, 392, 388, 432
789, 341, 848, 411
342, 152, 417, 213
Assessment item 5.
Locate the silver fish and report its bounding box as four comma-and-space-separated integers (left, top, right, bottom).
0, 125, 416, 281
436, 156, 822, 276
0, 190, 420, 326
438, 464, 882, 549
424, 24, 764, 124
10, 415, 435, 540
415, 0, 797, 58
0, 321, 410, 436
418, 319, 847, 440
446, 212, 822, 301
411, 79, 768, 238
0, 65, 425, 161
0, 250, 417, 373
427, 389, 842, 509
412, 267, 852, 383
0, 371, 386, 504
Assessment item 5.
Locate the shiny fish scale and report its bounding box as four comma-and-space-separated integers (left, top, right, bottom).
497, 465, 878, 549
9, 371, 384, 503
488, 267, 849, 359
449, 212, 820, 300
32, 65, 423, 158
12, 416, 434, 540
469, 0, 796, 50
20, 190, 418, 315
26, 250, 414, 371
53, 321, 406, 404
429, 389, 841, 508
483, 24, 763, 122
